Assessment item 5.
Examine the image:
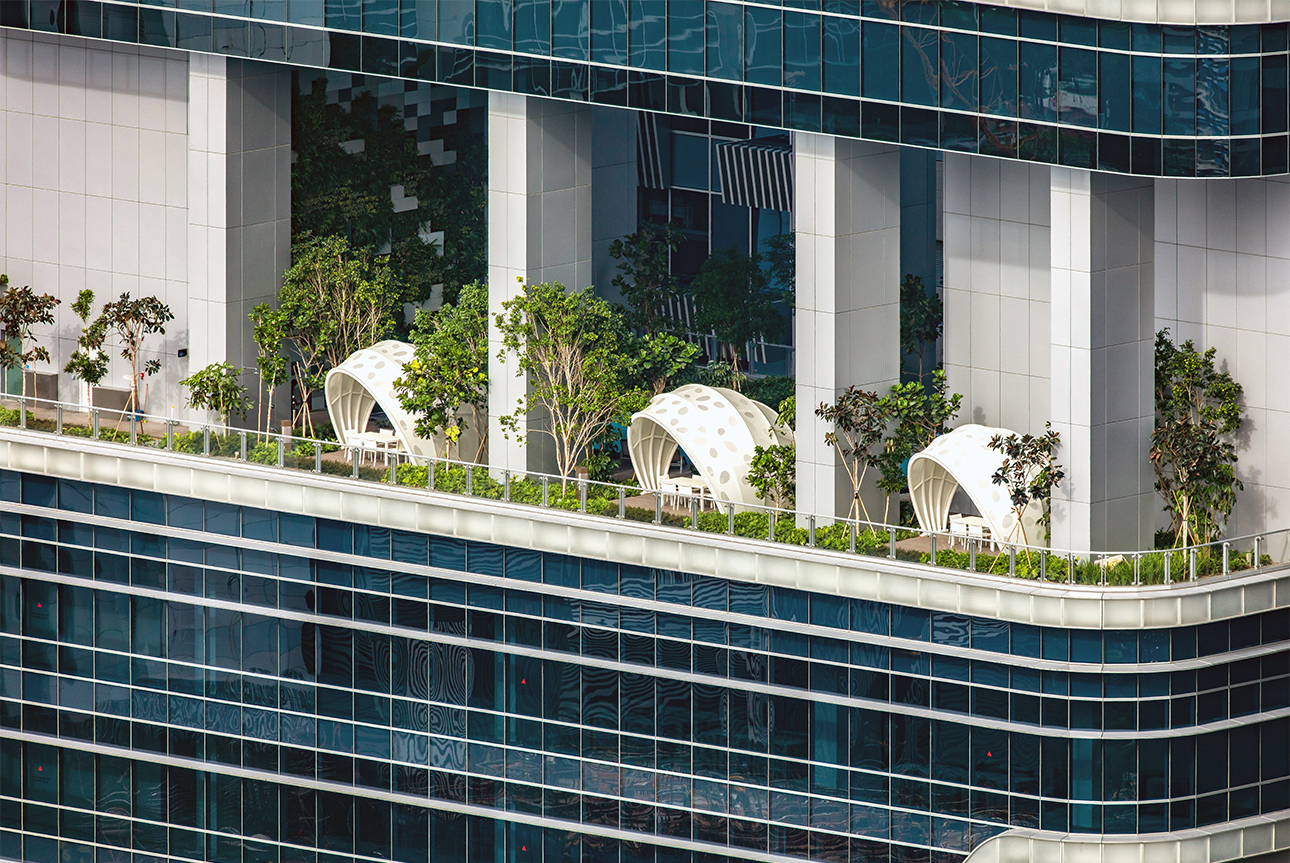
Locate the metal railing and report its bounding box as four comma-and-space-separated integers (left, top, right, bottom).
1, 394, 1284, 588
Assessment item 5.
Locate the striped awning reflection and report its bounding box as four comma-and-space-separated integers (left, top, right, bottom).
715, 135, 793, 212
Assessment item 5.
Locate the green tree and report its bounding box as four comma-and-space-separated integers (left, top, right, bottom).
0, 274, 60, 399
495, 280, 647, 484
393, 280, 489, 461
988, 422, 1065, 547
609, 221, 683, 333
63, 290, 109, 409
748, 443, 796, 511
87, 292, 174, 413
816, 386, 889, 523
249, 304, 290, 435
279, 234, 401, 435
181, 362, 252, 425
625, 332, 699, 395
874, 370, 963, 522
690, 248, 785, 384
1151, 329, 1245, 547
900, 274, 943, 384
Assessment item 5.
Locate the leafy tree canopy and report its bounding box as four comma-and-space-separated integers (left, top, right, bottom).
495, 280, 648, 483
64, 289, 109, 407
988, 422, 1064, 546
181, 361, 252, 425
278, 234, 401, 434
1151, 329, 1245, 547
748, 443, 796, 511
394, 280, 489, 461
0, 274, 60, 399
86, 292, 174, 412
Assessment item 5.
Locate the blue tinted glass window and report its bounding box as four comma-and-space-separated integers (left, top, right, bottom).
862, 21, 898, 100
1133, 55, 1162, 133
1099, 52, 1129, 130
582, 560, 617, 593
1020, 41, 1057, 121
1099, 19, 1128, 49
629, 0, 665, 68
591, 0, 626, 63
705, 1, 741, 80
770, 587, 806, 622
891, 606, 929, 641
1164, 58, 1196, 136
57, 479, 93, 514
476, 0, 512, 48
95, 486, 129, 519
514, 0, 550, 54
1057, 48, 1096, 127
901, 26, 938, 105
1263, 55, 1288, 134
822, 15, 858, 95
656, 569, 690, 604
784, 11, 821, 90
1070, 630, 1101, 662
745, 6, 781, 86
430, 536, 465, 571
1018, 9, 1054, 40
438, 0, 472, 44
362, 0, 398, 33
505, 548, 541, 582
667, 0, 703, 74
940, 30, 977, 110
1058, 14, 1095, 46
328, 0, 361, 30
979, 6, 1015, 35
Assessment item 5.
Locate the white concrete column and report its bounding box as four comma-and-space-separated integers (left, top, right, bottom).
187, 55, 291, 424
1049, 169, 1155, 552
487, 93, 594, 474
794, 134, 901, 523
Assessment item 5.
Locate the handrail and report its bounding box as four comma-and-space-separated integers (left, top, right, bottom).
0, 394, 1283, 587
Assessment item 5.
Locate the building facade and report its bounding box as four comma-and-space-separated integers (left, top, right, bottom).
3, 1, 1290, 861
0, 433, 1286, 863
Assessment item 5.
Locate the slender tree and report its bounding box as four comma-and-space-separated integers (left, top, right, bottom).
394, 280, 489, 460
747, 444, 796, 511
0, 274, 60, 399
495, 280, 647, 485
1151, 329, 1245, 547
816, 386, 889, 523
987, 423, 1065, 548
279, 234, 400, 435
874, 370, 963, 523
86, 292, 173, 413
249, 304, 290, 435
64, 290, 109, 410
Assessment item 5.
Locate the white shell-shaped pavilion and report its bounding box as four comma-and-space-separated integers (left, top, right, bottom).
323, 340, 434, 459
908, 424, 1044, 547
627, 384, 793, 512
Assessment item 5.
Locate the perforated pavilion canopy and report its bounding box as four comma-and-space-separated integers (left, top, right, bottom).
908, 424, 1045, 547
627, 384, 793, 513
324, 340, 435, 459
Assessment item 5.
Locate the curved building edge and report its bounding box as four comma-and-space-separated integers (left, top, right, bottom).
963, 809, 1290, 862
